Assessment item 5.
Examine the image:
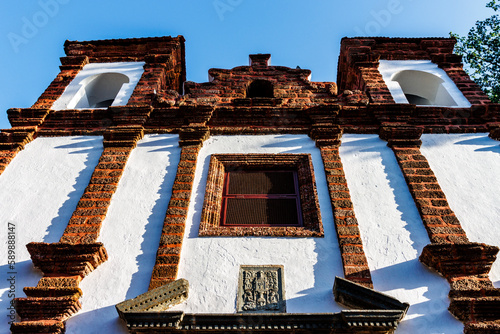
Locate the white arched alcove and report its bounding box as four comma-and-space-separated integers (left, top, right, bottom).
71, 72, 130, 109
52, 62, 145, 110
378, 60, 471, 107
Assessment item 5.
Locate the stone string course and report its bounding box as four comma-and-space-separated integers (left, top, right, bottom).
0, 36, 499, 333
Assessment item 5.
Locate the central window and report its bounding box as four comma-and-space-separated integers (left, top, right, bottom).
221, 170, 302, 227
199, 154, 323, 237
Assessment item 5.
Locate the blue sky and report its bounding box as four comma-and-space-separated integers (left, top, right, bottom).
0, 0, 495, 129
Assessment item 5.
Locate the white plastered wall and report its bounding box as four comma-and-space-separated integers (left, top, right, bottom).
51, 62, 145, 110
339, 134, 463, 333
0, 134, 180, 334
66, 134, 181, 334
0, 136, 103, 334
378, 60, 471, 107
172, 135, 344, 314
420, 133, 500, 287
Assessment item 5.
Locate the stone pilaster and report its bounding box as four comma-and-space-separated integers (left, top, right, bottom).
311, 126, 373, 288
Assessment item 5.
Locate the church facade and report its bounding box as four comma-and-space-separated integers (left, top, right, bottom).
0, 36, 499, 333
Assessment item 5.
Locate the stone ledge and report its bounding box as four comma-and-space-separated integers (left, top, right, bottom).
465, 321, 500, 334
120, 312, 406, 334
116, 279, 189, 314
419, 243, 499, 279
178, 125, 210, 147
27, 242, 108, 277
450, 296, 500, 322
10, 320, 65, 334
333, 277, 409, 313
14, 296, 81, 321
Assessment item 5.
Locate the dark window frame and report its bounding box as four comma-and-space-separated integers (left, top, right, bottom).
199, 154, 324, 237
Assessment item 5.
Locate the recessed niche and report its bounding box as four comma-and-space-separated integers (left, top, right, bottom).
378, 60, 471, 107
246, 79, 274, 98
52, 62, 145, 110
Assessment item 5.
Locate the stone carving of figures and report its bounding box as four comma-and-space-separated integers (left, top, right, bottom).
244, 271, 253, 290
243, 290, 256, 310
257, 292, 266, 307
268, 290, 278, 305
255, 271, 266, 292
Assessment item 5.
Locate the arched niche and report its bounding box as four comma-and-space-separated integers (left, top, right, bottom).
69, 72, 130, 109
392, 70, 456, 106
51, 62, 145, 111
378, 60, 471, 108
246, 79, 274, 98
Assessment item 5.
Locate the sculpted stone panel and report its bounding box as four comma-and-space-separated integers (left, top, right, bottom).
237, 265, 285, 313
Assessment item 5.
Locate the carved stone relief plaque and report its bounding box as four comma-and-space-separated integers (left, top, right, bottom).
237, 265, 286, 313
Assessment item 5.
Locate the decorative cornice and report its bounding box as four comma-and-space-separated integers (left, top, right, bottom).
117, 277, 409, 333
116, 279, 189, 315
10, 320, 65, 334
120, 312, 408, 333
333, 277, 409, 313
14, 296, 81, 322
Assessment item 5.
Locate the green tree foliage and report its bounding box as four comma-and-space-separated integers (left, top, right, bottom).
452, 0, 500, 102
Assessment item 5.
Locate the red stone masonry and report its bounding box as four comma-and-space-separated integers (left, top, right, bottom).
0, 150, 17, 175
390, 146, 469, 244
60, 126, 143, 244
319, 144, 373, 289
67, 36, 187, 104
60, 148, 130, 243
149, 145, 201, 290
0, 128, 38, 175
338, 37, 489, 102
31, 56, 89, 109
167, 53, 339, 134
